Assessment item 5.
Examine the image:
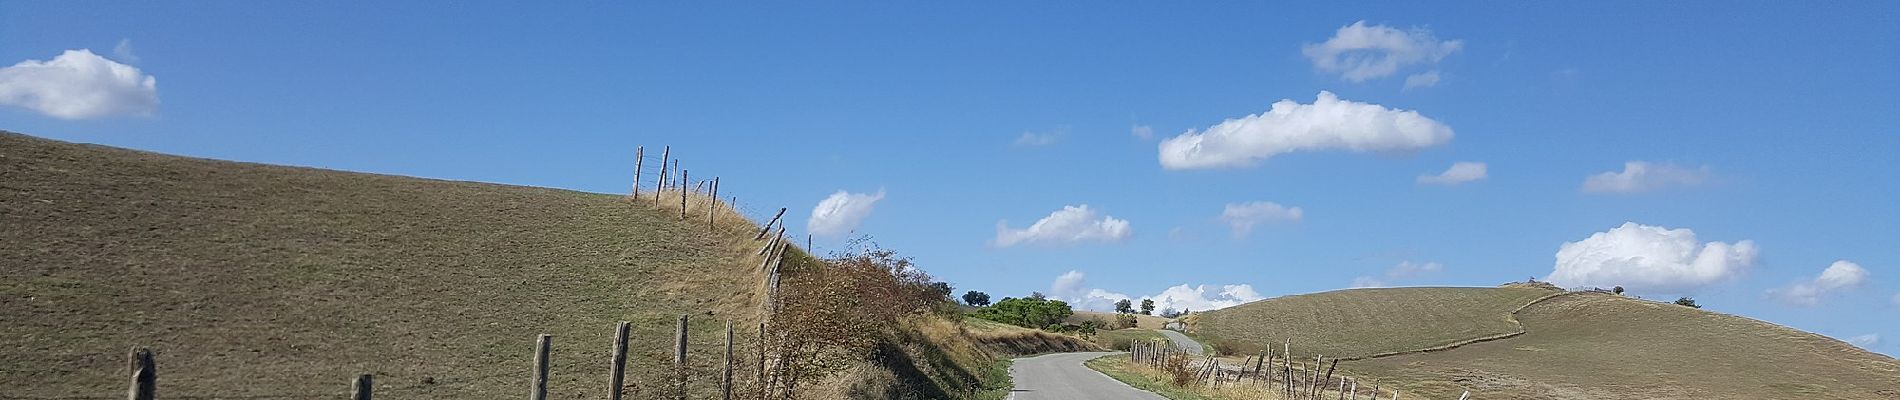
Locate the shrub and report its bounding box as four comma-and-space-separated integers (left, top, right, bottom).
1113, 314, 1138, 329
972, 296, 1074, 330
1674, 297, 1701, 308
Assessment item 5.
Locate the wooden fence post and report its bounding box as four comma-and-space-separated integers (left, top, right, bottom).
632, 146, 643, 199
609, 321, 630, 400
352, 374, 373, 400
656, 146, 670, 196
722, 321, 735, 400
127, 347, 155, 400
756, 208, 787, 239
680, 170, 689, 220
708, 177, 719, 231
674, 315, 689, 400
1458, 390, 1470, 400
531, 334, 551, 400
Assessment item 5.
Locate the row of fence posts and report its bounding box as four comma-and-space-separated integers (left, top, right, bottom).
121, 317, 748, 400
1126, 340, 1471, 400
630, 145, 729, 232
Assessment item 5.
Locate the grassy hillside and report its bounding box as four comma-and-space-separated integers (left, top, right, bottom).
1191, 285, 1559, 358
1071, 310, 1170, 330
1192, 284, 1900, 399
0, 130, 777, 398
1351, 292, 1900, 399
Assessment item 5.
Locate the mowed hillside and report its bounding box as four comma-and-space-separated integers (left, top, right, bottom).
1193, 285, 1900, 399
1, 131, 775, 398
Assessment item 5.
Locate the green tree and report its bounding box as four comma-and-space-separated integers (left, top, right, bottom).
972, 296, 1074, 330
961, 290, 991, 307
1114, 299, 1134, 314
1674, 297, 1701, 308
1139, 299, 1155, 315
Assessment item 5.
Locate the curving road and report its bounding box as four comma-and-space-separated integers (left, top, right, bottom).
1157, 329, 1204, 355
1007, 352, 1165, 400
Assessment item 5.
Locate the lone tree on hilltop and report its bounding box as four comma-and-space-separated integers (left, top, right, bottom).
1114, 299, 1134, 314
1612, 286, 1625, 295
1139, 299, 1154, 315
962, 290, 991, 307
1674, 297, 1701, 308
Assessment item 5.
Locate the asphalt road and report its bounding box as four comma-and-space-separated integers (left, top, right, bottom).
1158, 329, 1204, 355
1007, 352, 1165, 400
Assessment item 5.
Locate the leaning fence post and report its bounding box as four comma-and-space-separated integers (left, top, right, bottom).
531, 334, 551, 400
1458, 390, 1470, 400
609, 322, 630, 400
722, 321, 735, 400
127, 347, 155, 400
756, 208, 787, 239
352, 374, 373, 400
674, 315, 689, 400
656, 146, 671, 195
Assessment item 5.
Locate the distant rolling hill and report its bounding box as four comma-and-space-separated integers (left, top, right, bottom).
1191, 284, 1900, 399
0, 130, 778, 398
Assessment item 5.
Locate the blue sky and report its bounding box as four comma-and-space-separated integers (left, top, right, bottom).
4, 2, 1897, 355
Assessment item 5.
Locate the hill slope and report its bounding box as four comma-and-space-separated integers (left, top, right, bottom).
1, 131, 775, 398
1190, 285, 1558, 358
1193, 286, 1900, 399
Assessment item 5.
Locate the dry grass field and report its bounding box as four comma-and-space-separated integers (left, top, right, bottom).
1348, 292, 1900, 400
0, 131, 778, 398
1191, 285, 1558, 358
1192, 283, 1900, 399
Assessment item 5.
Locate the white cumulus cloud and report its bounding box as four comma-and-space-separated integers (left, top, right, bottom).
1417, 161, 1487, 185
1546, 222, 1757, 293
1350, 260, 1445, 288
0, 49, 159, 119
1218, 201, 1303, 238
1158, 91, 1453, 170
993, 205, 1131, 247
1846, 334, 1880, 349
1581, 161, 1710, 193
1768, 260, 1869, 307
807, 189, 885, 237
1048, 270, 1263, 313
1303, 21, 1462, 82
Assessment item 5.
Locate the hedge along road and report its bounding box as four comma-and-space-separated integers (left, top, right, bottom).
1007, 352, 1165, 400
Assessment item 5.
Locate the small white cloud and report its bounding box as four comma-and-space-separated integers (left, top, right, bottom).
1768, 260, 1869, 307
1893, 293, 1900, 309
1013, 125, 1067, 147
993, 205, 1131, 247
113, 39, 139, 64
1417, 161, 1487, 185
1049, 270, 1264, 312
1546, 222, 1757, 293
1403, 70, 1442, 90
1303, 21, 1463, 82
1350, 260, 1444, 288
1581, 161, 1710, 193
1846, 334, 1880, 349
0, 49, 159, 119
807, 189, 885, 237
1132, 124, 1154, 140
1158, 91, 1453, 170
1218, 201, 1303, 238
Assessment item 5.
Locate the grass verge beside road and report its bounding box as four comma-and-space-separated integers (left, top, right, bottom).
1084, 355, 1283, 400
